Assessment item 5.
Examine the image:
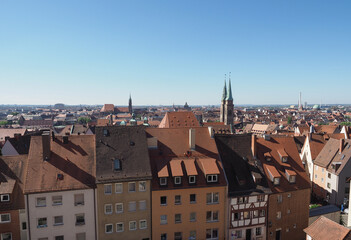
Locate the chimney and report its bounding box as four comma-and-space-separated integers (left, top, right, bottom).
63, 135, 69, 144
42, 131, 51, 161
14, 133, 21, 140
189, 128, 195, 150
251, 134, 257, 158
340, 139, 345, 153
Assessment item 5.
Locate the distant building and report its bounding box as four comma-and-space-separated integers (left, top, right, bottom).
220, 79, 234, 126
129, 94, 133, 114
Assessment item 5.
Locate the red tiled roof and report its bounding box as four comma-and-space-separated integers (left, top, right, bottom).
304, 216, 350, 240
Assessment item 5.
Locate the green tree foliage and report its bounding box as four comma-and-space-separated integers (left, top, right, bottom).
287, 116, 292, 124
340, 122, 351, 127
78, 117, 91, 124
0, 120, 8, 126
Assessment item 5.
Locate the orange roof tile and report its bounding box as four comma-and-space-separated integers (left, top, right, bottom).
183, 159, 198, 176
197, 158, 220, 175
170, 159, 183, 177
157, 164, 169, 178
265, 164, 281, 178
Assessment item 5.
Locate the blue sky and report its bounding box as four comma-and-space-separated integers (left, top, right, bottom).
1, 0, 350, 105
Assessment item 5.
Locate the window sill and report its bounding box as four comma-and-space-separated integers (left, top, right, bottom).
53, 223, 63, 226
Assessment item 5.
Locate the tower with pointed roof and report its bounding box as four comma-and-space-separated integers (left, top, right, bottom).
128, 94, 133, 114
220, 75, 234, 125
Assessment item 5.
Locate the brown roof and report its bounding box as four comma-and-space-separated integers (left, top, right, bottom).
314, 138, 340, 167
308, 134, 328, 160
25, 135, 96, 193
265, 164, 281, 178
169, 159, 183, 177
304, 216, 351, 240
0, 128, 27, 142
158, 112, 200, 128
256, 136, 311, 193
196, 158, 220, 175
183, 159, 198, 176
100, 104, 115, 112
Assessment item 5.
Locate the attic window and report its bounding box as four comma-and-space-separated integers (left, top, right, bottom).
189, 176, 196, 184
174, 176, 181, 185
0, 194, 9, 202
113, 159, 121, 171
207, 174, 218, 183
103, 129, 109, 137
160, 177, 167, 186
264, 152, 272, 162
273, 177, 280, 185
57, 174, 64, 180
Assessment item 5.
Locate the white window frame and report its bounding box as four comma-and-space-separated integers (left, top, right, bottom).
52, 195, 63, 206
1, 233, 12, 240
115, 183, 123, 193
128, 182, 136, 192
0, 213, 11, 223
160, 215, 167, 225
74, 193, 84, 206
189, 175, 196, 184
37, 217, 47, 228
0, 194, 10, 202
104, 204, 113, 214
174, 177, 181, 185
75, 213, 85, 226
206, 174, 218, 183
128, 201, 136, 212
206, 192, 219, 204
139, 219, 147, 229
104, 184, 112, 195
116, 222, 124, 232
160, 177, 167, 186
36, 197, 46, 207
116, 203, 123, 213
139, 181, 146, 192
129, 221, 137, 231
139, 200, 146, 211
105, 224, 113, 234
53, 216, 63, 226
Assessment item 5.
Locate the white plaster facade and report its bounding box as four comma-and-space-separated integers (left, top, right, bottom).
300, 136, 314, 182
26, 189, 96, 240
229, 195, 267, 240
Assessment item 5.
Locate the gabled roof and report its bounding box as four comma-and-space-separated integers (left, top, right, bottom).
95, 126, 152, 183
314, 138, 340, 168
158, 112, 200, 128
25, 135, 96, 193
0, 128, 27, 142
100, 104, 115, 112
304, 216, 351, 240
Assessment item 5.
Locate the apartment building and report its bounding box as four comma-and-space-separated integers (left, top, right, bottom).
95, 126, 152, 240
313, 138, 351, 205
215, 134, 271, 240
254, 135, 311, 240
24, 133, 96, 240
0, 155, 28, 240
146, 127, 227, 240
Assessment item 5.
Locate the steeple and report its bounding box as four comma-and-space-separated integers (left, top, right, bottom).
226, 79, 233, 101
221, 76, 227, 101
128, 94, 132, 114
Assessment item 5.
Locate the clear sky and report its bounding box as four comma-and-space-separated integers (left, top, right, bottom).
1, 0, 350, 106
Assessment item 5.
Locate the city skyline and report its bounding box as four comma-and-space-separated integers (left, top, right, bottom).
1, 0, 351, 105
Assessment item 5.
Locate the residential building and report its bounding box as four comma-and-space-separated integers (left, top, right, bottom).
304, 216, 351, 240
215, 134, 271, 240
254, 135, 311, 240
146, 126, 227, 240
95, 126, 152, 240
158, 112, 200, 128
24, 133, 96, 240
0, 155, 28, 240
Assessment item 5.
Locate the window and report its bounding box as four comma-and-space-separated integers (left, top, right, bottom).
0, 214, 10, 223
175, 213, 182, 223
287, 193, 291, 198
52, 196, 62, 206
233, 212, 239, 220
206, 228, 218, 240
238, 197, 244, 204
243, 211, 250, 219
104, 184, 112, 194
206, 211, 219, 222
160, 196, 167, 205
116, 222, 124, 232
160, 177, 167, 186
259, 209, 265, 217
55, 236, 64, 240
113, 159, 121, 170
190, 194, 196, 203
105, 224, 113, 233
286, 228, 289, 232
253, 210, 258, 217
160, 215, 167, 225
37, 217, 47, 228
321, 177, 324, 183
189, 175, 196, 184
315, 174, 317, 179
293, 223, 297, 228
277, 195, 282, 203
287, 209, 291, 214
174, 232, 182, 240
75, 214, 85, 226
129, 221, 137, 230
103, 129, 109, 136
74, 194, 84, 206
175, 195, 181, 205
315, 165, 318, 170
161, 233, 167, 240
327, 183, 331, 189
276, 211, 281, 219
289, 175, 296, 183
115, 183, 123, 193
139, 219, 147, 229
174, 177, 181, 185
274, 177, 280, 185
53, 216, 63, 225
36, 197, 46, 207
257, 195, 265, 202
0, 194, 9, 202
189, 231, 196, 240
139, 200, 146, 210
206, 192, 219, 204
207, 174, 218, 183
190, 212, 196, 222
128, 201, 136, 212
116, 203, 123, 213
1, 233, 12, 240
128, 182, 136, 192
322, 168, 324, 172
234, 230, 242, 238
139, 181, 146, 191
328, 173, 331, 179
76, 233, 86, 240
22, 222, 27, 230
104, 204, 113, 214
256, 227, 262, 236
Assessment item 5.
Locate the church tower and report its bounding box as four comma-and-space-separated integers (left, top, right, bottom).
128, 94, 133, 114
220, 75, 234, 125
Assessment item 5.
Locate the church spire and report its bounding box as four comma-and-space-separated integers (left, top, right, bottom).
226, 74, 233, 101
128, 93, 132, 114
221, 75, 227, 101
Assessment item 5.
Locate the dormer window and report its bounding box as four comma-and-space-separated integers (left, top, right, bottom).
113, 159, 121, 171
174, 177, 181, 185
278, 149, 288, 163
273, 177, 280, 185
285, 169, 297, 183
0, 194, 9, 202
264, 152, 272, 162
160, 178, 167, 186
207, 175, 218, 183
289, 175, 296, 183
189, 176, 196, 184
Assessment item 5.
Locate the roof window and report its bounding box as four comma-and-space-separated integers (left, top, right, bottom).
113, 159, 122, 171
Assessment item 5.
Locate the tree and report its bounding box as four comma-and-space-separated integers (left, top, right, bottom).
78, 117, 91, 124
287, 116, 292, 124
0, 120, 8, 126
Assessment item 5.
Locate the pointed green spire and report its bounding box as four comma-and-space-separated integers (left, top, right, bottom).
221, 80, 227, 101
226, 79, 233, 101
